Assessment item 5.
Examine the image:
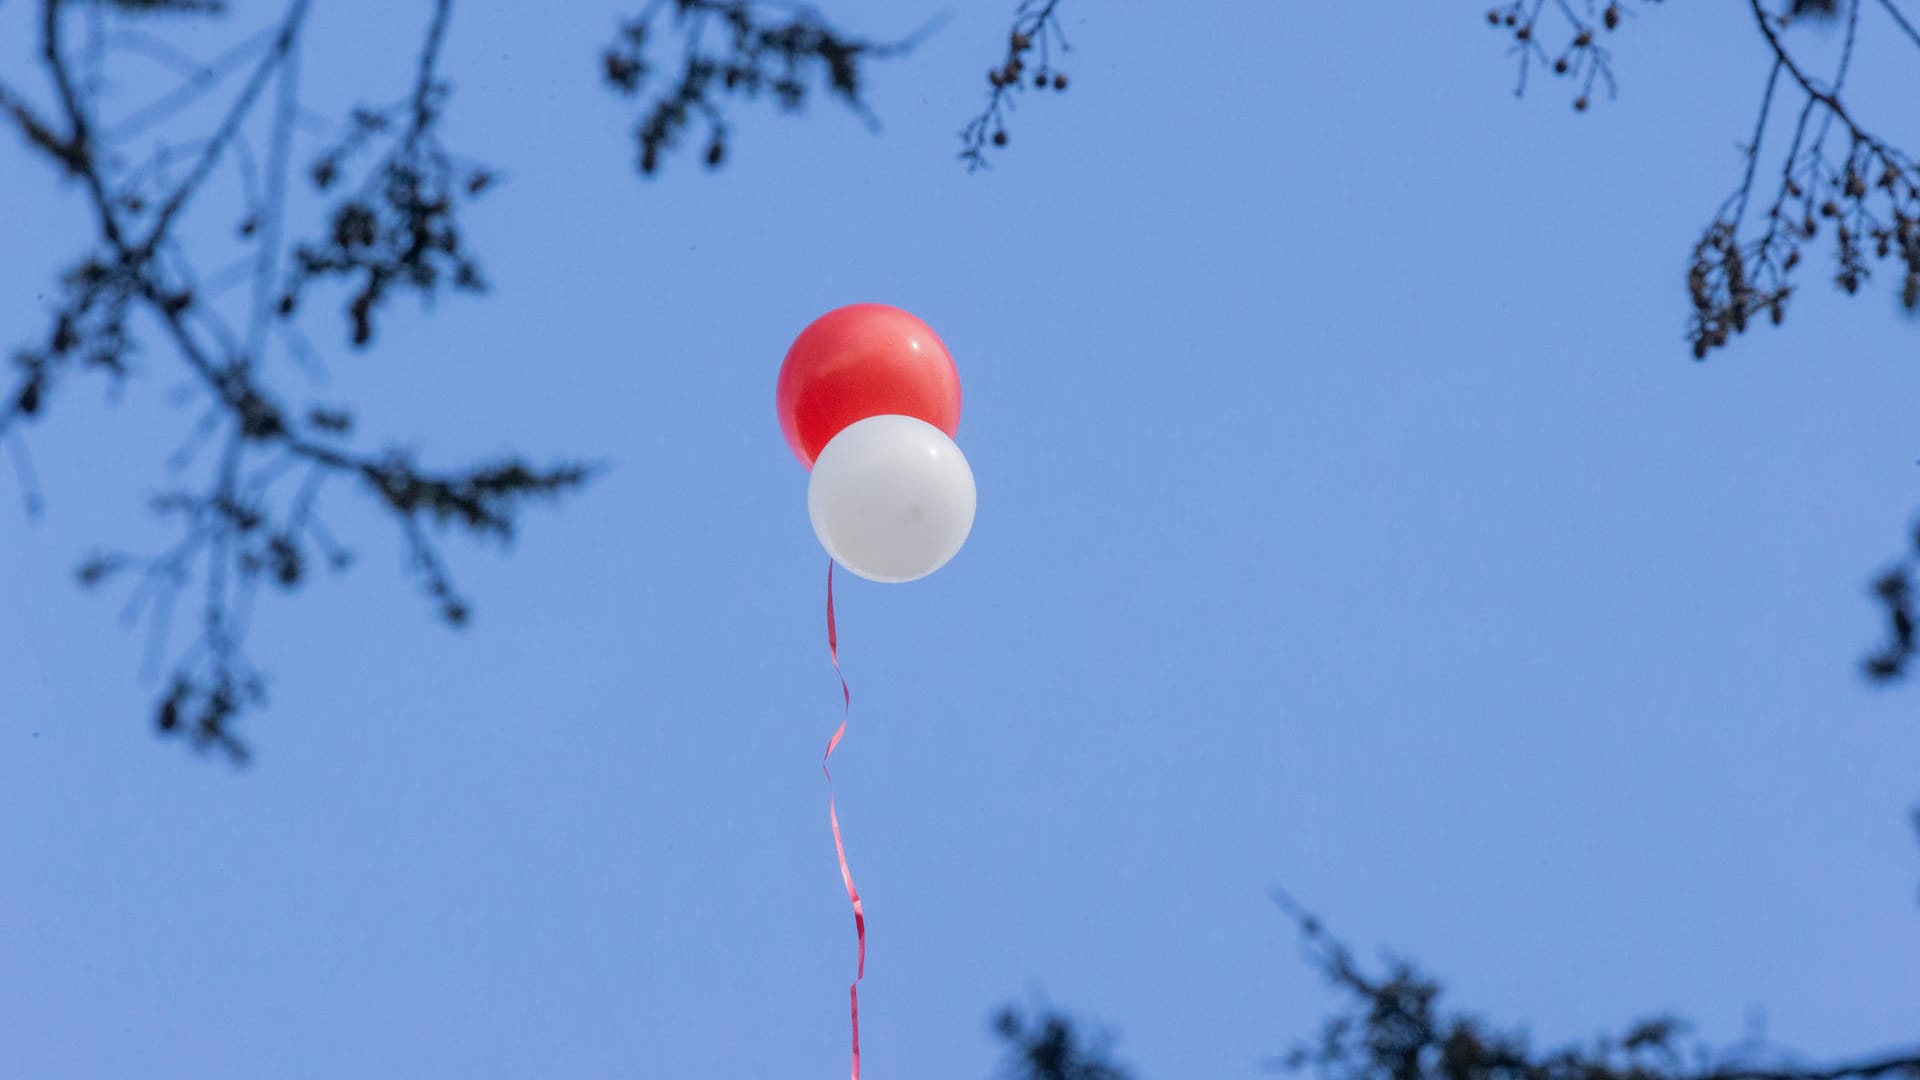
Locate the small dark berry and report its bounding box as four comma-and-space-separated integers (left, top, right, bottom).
992, 130, 1008, 147
1053, 73, 1068, 90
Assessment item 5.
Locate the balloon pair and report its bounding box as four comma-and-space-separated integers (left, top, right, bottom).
777, 304, 976, 583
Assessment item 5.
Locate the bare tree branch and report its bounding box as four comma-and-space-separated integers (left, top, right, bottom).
1478, 2, 1920, 679
959, 0, 1071, 170
1677, 1, 1919, 357
601, 0, 929, 176
1484, 0, 1636, 112
1877, 0, 1920, 47
1268, 891, 1920, 1080
6, 0, 589, 760
283, 0, 490, 347
0, 75, 74, 163
103, 25, 276, 145
137, 0, 308, 257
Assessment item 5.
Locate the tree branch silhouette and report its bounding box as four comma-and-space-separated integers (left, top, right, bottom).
3, 0, 588, 761
958, 0, 1072, 170
600, 0, 930, 176
1484, 0, 1639, 112
993, 1004, 1134, 1080
1481, 1, 1920, 356
1269, 890, 1920, 1080
6, 1, 1919, 745
1686, 0, 1918, 362
1485, 1, 1920, 681
991, 893, 1920, 1080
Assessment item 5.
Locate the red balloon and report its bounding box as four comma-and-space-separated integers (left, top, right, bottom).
777, 304, 961, 468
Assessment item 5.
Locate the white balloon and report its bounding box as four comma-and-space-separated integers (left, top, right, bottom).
807, 414, 977, 583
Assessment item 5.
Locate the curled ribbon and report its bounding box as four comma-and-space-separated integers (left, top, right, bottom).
824, 560, 866, 1080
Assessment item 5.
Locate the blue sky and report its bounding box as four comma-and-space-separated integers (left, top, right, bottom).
2, 2, 1918, 1078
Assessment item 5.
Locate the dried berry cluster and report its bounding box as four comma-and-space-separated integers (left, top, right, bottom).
960, 0, 1070, 168
987, 31, 1069, 98
1686, 221, 1795, 355
602, 0, 905, 176
1485, 0, 1645, 111
1477, 2, 1920, 679
1689, 148, 1919, 359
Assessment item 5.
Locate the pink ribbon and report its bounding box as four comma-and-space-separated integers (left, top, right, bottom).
823, 561, 865, 1079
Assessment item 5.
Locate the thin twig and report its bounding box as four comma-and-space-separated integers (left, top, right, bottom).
1730, 58, 1784, 228
139, 0, 311, 256
248, 24, 299, 363
43, 0, 129, 247
1877, 0, 1920, 49
5, 433, 45, 518
103, 24, 276, 141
